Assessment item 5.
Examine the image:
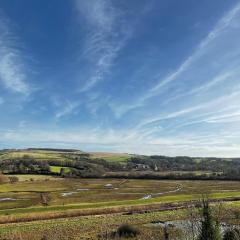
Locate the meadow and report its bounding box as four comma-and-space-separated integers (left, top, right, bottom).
0, 150, 240, 239
0, 176, 239, 219
0, 202, 239, 240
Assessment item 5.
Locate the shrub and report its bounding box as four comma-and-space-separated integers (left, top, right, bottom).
9, 176, 19, 183
117, 224, 139, 238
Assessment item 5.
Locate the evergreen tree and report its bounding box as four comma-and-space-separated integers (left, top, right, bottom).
198, 199, 221, 240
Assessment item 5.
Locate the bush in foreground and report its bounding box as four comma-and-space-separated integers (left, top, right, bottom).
117, 224, 139, 238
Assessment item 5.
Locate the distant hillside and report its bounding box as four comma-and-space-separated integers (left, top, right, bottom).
27, 148, 82, 153
0, 148, 239, 180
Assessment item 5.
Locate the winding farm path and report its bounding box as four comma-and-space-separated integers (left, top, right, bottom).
141, 183, 183, 200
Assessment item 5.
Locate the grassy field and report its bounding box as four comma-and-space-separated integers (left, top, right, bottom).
7, 175, 57, 181
0, 149, 131, 164
0, 175, 239, 239
89, 152, 131, 163
0, 208, 187, 239
0, 203, 239, 240
0, 151, 64, 160
49, 166, 71, 174
0, 177, 239, 214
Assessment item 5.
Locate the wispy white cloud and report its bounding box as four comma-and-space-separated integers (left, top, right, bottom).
165, 107, 240, 133
202, 111, 240, 124
147, 2, 240, 98
163, 66, 240, 105
112, 2, 240, 116
136, 88, 240, 129
109, 100, 144, 119
75, 0, 131, 91
55, 100, 80, 119
1, 127, 240, 157
0, 15, 30, 95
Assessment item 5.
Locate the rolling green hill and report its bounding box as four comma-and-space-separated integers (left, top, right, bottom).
0, 148, 240, 180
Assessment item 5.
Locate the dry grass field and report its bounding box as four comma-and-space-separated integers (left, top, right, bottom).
0, 177, 239, 222
0, 202, 239, 240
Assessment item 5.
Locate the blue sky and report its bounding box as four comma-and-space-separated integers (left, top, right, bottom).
0, 0, 240, 157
